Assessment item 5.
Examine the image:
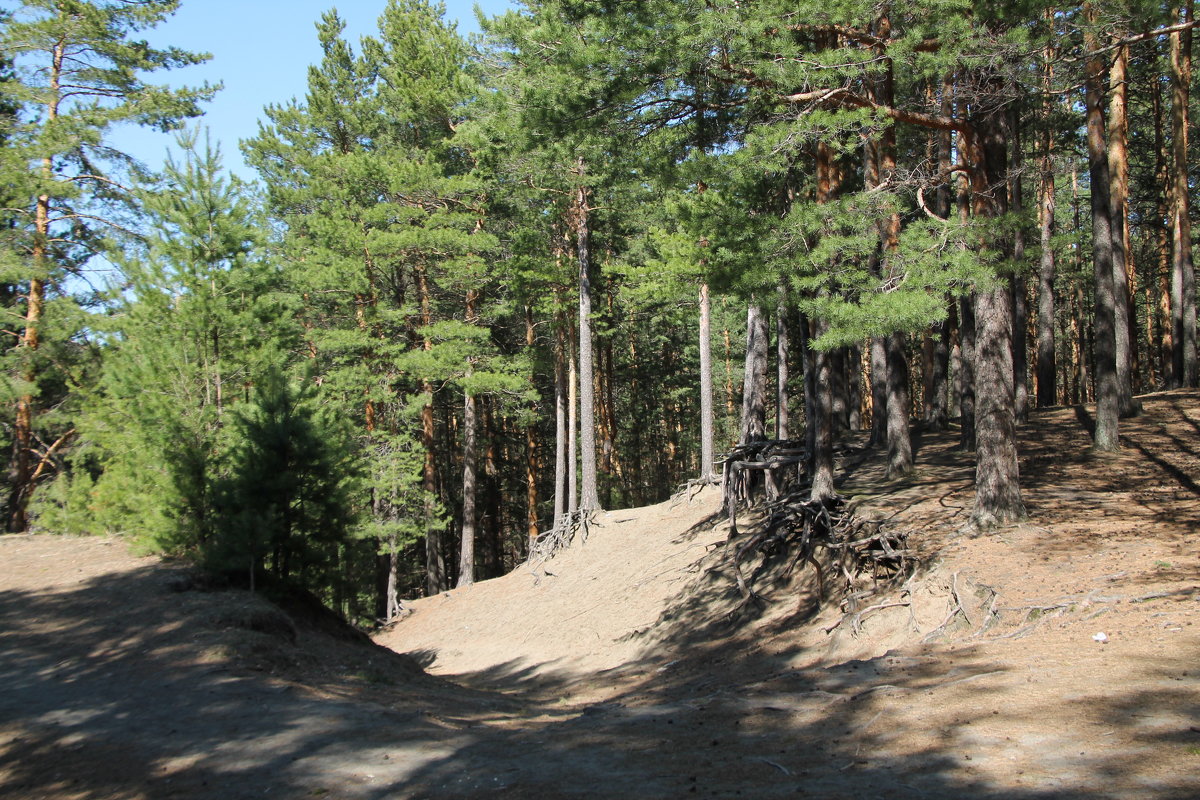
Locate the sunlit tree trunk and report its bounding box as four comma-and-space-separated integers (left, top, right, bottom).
1107, 40, 1136, 414
739, 302, 768, 444
1084, 5, 1120, 451
1169, 2, 1197, 386
1036, 28, 1058, 408
775, 287, 789, 441
574, 159, 600, 511
525, 305, 539, 547
458, 290, 479, 588
699, 282, 715, 477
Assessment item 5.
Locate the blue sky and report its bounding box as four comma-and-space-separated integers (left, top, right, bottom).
111, 0, 516, 180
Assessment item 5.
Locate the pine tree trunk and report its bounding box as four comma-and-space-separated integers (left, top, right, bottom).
931, 316, 951, 430
955, 155, 974, 450
863, 129, 888, 449
739, 302, 769, 444
553, 311, 567, 528
968, 109, 1025, 527
386, 548, 401, 620
1153, 71, 1174, 387
776, 288, 789, 441
484, 405, 504, 575
871, 22, 912, 473
922, 332, 936, 425
574, 161, 601, 511
458, 289, 479, 588
886, 331, 913, 477
802, 316, 817, 460
1084, 9, 1121, 451
1169, 2, 1198, 387
1009, 108, 1030, 423
830, 346, 848, 434
1107, 40, 1137, 414
973, 283, 1024, 526
958, 179, 977, 451
525, 306, 539, 546
9, 42, 64, 532
458, 388, 477, 587
847, 344, 863, 431
869, 336, 888, 447
601, 291, 625, 493
810, 319, 836, 502
567, 325, 578, 516
1109, 41, 1142, 395
699, 282, 715, 477
1036, 41, 1058, 407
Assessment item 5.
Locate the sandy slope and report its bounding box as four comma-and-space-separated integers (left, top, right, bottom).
377, 390, 1200, 798
380, 486, 728, 682
1, 391, 1198, 799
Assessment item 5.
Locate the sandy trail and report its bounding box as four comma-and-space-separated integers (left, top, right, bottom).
2, 391, 1199, 798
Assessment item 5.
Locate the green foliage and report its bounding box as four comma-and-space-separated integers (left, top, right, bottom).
0, 0, 217, 526
207, 368, 358, 586
33, 133, 297, 550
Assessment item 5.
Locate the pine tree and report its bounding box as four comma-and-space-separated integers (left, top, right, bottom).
246, 1, 523, 599
0, 0, 215, 530
213, 368, 357, 590
36, 132, 294, 548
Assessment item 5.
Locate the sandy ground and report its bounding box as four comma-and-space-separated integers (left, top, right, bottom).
2, 390, 1199, 798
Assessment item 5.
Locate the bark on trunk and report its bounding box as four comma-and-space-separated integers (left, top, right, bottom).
1036, 37, 1058, 408
574, 160, 601, 511
862, 120, 889, 449
1084, 8, 1121, 451
802, 316, 817, 460
1153, 71, 1174, 387
1169, 2, 1198, 387
567, 326, 578, 516
458, 388, 477, 587
931, 316, 951, 429
958, 165, 977, 452
525, 306, 539, 546
847, 344, 863, 431
974, 283, 1025, 527
810, 319, 837, 502
739, 302, 769, 444
1009, 108, 1029, 423
869, 336, 888, 447
458, 289, 479, 588
776, 288, 789, 441
830, 346, 848, 434
872, 18, 912, 474
553, 311, 567, 527
699, 283, 715, 477
969, 106, 1025, 527
1107, 40, 1137, 415
886, 331, 913, 477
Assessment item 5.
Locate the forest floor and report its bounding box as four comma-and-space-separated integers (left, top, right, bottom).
2, 391, 1198, 799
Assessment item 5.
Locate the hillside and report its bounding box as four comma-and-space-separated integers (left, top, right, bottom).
2, 391, 1198, 799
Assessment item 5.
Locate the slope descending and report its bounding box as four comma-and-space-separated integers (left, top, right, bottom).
1, 392, 1196, 799
378, 486, 729, 685
376, 390, 1200, 798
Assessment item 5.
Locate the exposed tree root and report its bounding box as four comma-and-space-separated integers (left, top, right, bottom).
526, 510, 597, 567
724, 487, 914, 615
